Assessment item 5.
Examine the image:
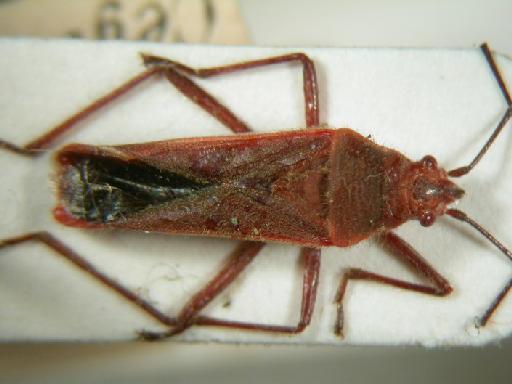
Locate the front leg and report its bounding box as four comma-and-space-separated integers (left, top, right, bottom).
335, 231, 452, 337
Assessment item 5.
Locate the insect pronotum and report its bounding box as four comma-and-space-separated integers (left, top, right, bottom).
0, 41, 511, 343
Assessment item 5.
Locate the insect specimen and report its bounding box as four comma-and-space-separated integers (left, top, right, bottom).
0, 43, 511, 342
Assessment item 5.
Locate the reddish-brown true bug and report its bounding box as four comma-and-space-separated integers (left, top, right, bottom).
0, 41, 510, 342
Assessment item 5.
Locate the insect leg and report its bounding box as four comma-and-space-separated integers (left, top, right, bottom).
134, 54, 322, 340
138, 241, 263, 340
480, 278, 512, 327
0, 68, 162, 156
139, 247, 321, 341
0, 232, 177, 328
0, 51, 319, 154
158, 67, 251, 133
335, 231, 452, 337
195, 247, 321, 333
141, 52, 320, 129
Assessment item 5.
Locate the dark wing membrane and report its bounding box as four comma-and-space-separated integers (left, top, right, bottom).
59, 154, 209, 223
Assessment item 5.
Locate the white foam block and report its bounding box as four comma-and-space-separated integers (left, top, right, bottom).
0, 39, 511, 345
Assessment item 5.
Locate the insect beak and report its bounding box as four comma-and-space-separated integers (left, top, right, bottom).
445, 184, 465, 200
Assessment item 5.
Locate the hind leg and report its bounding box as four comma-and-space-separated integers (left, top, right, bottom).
1, 50, 323, 340
0, 232, 177, 328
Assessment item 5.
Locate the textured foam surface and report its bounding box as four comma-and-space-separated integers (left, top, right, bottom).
0, 38, 511, 345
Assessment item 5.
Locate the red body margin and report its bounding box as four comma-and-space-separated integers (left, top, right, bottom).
54, 128, 458, 248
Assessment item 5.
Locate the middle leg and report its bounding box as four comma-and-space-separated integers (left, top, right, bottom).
1, 51, 324, 340
136, 52, 323, 339
139, 247, 321, 340
142, 51, 320, 131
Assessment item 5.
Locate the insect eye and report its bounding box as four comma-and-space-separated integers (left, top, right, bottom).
421, 155, 437, 169
419, 211, 436, 227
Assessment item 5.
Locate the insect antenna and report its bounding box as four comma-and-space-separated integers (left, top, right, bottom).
446, 45, 512, 325
447, 208, 512, 326
448, 43, 512, 178
447, 209, 512, 262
